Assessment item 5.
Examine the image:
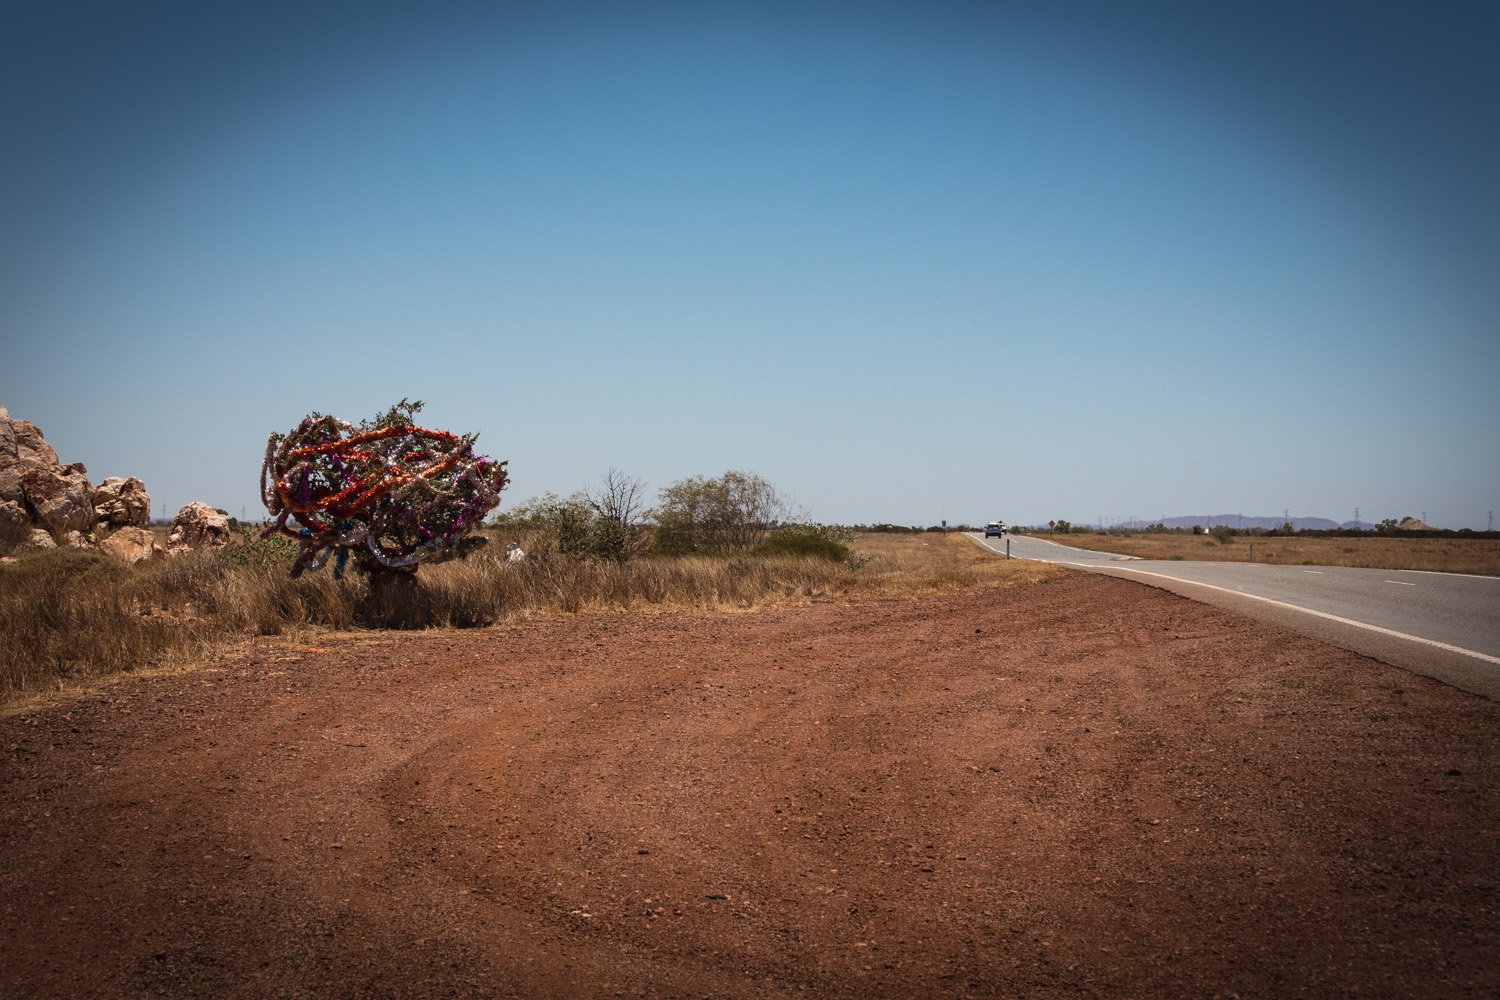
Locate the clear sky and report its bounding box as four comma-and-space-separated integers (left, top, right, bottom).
3, 1, 1497, 529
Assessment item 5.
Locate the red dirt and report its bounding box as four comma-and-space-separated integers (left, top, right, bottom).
3, 573, 1497, 998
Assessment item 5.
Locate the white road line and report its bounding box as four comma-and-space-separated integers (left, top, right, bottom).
1398, 569, 1500, 581
1303, 570, 1324, 575
1051, 561, 1500, 667
1384, 580, 1417, 587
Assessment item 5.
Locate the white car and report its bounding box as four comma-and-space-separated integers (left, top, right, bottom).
984, 521, 1006, 538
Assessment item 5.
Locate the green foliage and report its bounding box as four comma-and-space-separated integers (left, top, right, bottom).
363, 397, 425, 430
1051, 519, 1071, 534
217, 523, 300, 571
1376, 518, 1400, 534
651, 471, 784, 553
588, 518, 629, 562
1209, 524, 1236, 543
751, 524, 854, 562
494, 492, 630, 561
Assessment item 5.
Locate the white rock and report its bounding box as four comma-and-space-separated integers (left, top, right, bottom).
21, 461, 94, 533
92, 476, 152, 528
168, 502, 231, 551
99, 525, 159, 563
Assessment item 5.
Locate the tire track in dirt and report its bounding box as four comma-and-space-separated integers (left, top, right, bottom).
3, 575, 1498, 998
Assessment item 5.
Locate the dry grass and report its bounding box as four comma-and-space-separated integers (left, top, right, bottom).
1034, 532, 1500, 575
848, 531, 1060, 590
0, 533, 1057, 707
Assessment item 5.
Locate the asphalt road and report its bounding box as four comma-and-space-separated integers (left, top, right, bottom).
970, 532, 1500, 701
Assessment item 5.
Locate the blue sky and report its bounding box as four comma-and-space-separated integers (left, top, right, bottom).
3, 1, 1497, 528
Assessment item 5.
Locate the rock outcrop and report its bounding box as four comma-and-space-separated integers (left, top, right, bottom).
92, 476, 152, 528
21, 462, 95, 533
168, 502, 231, 552
0, 406, 34, 528
0, 404, 159, 557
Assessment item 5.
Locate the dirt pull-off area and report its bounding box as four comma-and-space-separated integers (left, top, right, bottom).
3, 573, 1497, 998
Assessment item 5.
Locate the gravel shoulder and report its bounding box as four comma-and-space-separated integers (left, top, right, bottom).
3, 573, 1497, 998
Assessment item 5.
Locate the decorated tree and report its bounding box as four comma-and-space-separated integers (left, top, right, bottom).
260, 400, 507, 579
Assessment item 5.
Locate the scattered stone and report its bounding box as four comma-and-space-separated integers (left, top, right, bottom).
168, 502, 231, 552
99, 526, 159, 564
62, 529, 93, 549
92, 476, 152, 528
24, 528, 57, 551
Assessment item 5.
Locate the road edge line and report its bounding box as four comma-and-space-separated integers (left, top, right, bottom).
1056, 561, 1500, 667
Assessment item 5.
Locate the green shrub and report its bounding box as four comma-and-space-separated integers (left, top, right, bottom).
650, 471, 784, 553
751, 524, 854, 562
216, 524, 300, 570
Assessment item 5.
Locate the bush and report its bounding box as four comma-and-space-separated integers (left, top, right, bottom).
1209, 524, 1236, 543
651, 471, 785, 553
492, 492, 630, 560
216, 524, 300, 571
751, 524, 854, 562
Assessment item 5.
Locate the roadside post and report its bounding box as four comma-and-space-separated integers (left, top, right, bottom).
1006, 538, 1011, 559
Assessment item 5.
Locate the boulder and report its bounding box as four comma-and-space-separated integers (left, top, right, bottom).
62, 529, 93, 549
168, 502, 231, 551
24, 528, 57, 551
21, 461, 94, 533
13, 421, 59, 468
99, 526, 159, 564
93, 476, 152, 528
0, 498, 27, 528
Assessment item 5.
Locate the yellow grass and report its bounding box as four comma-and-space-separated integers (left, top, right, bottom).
1033, 532, 1500, 576
847, 531, 1061, 590
1, 532, 1059, 708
